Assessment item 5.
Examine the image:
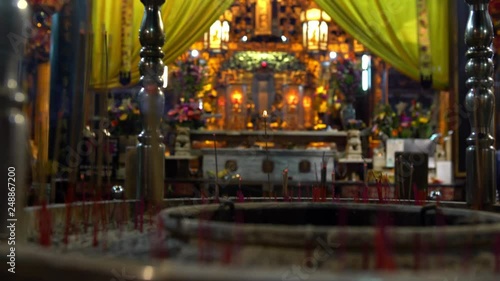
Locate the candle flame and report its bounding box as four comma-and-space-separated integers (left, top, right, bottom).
262, 110, 268, 117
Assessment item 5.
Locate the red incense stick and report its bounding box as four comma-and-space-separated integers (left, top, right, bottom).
63, 183, 75, 245
374, 218, 396, 270
82, 181, 88, 233
39, 200, 52, 247
198, 212, 211, 263
92, 200, 99, 247
362, 184, 369, 203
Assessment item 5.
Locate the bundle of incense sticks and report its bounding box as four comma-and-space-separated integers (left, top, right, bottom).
361, 184, 369, 203
151, 215, 168, 259
412, 183, 426, 206
374, 212, 396, 271
63, 184, 75, 245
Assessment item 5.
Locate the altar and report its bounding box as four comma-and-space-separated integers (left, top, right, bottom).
201, 148, 336, 184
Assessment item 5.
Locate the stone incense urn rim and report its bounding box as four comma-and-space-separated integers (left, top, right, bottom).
161, 202, 500, 249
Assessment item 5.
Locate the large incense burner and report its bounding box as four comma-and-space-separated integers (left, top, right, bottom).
161, 202, 500, 271
1, 0, 500, 281
3, 200, 500, 281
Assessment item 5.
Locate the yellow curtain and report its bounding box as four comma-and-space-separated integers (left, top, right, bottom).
314, 0, 449, 90
91, 0, 233, 89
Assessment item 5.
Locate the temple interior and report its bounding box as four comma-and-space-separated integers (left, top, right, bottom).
2, 0, 500, 280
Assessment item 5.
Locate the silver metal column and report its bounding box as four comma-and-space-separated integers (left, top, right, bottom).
465, 0, 497, 208
0, 0, 29, 242
136, 0, 166, 206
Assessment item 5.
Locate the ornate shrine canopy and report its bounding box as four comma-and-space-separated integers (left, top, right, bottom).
91, 0, 449, 90
91, 0, 233, 89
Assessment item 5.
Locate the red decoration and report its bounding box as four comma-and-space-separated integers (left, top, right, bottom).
261, 61, 268, 68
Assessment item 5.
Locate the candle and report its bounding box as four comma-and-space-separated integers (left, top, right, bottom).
262, 111, 270, 189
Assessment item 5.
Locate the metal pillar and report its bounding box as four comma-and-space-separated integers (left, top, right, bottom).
136, 0, 166, 206
465, 0, 497, 208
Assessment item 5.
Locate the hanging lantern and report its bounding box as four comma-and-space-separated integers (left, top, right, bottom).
204, 10, 232, 54
300, 7, 331, 54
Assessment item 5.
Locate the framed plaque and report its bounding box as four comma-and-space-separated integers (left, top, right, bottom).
255, 0, 272, 35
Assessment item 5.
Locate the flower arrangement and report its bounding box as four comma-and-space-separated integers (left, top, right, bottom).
108, 97, 142, 136
171, 55, 207, 101
166, 99, 204, 130
330, 58, 362, 102
371, 101, 434, 139
315, 87, 329, 114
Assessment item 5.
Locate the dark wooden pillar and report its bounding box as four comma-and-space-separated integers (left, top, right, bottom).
464, 0, 496, 208
136, 0, 166, 206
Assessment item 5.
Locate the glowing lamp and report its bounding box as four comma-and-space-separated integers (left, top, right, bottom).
231, 91, 243, 104
300, 7, 331, 54
303, 96, 312, 108
204, 10, 232, 54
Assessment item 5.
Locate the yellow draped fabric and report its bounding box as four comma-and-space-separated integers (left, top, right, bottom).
91, 0, 233, 89
314, 0, 449, 90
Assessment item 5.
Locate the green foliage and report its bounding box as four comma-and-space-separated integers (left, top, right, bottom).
221, 51, 305, 72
